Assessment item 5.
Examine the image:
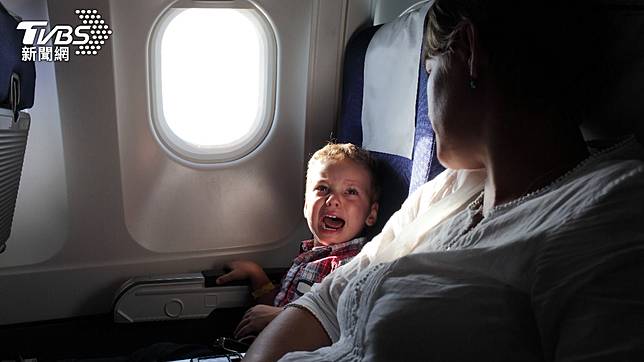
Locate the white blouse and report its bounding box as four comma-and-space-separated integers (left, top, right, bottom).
281, 137, 644, 361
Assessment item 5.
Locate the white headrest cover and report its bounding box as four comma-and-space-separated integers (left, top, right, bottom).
361, 1, 431, 159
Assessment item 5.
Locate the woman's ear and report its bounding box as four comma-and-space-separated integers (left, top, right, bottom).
365, 202, 379, 227
453, 20, 479, 80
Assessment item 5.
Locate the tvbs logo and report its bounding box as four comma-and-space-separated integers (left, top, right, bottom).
19, 22, 91, 45
18, 9, 112, 62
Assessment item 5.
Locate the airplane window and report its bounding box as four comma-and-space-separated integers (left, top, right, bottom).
150, 6, 276, 164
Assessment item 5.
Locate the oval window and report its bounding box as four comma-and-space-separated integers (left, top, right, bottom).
150, 5, 276, 164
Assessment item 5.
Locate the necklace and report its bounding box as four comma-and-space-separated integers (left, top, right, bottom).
460, 197, 485, 237
467, 135, 635, 218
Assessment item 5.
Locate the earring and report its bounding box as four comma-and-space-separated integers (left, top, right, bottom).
469, 78, 477, 89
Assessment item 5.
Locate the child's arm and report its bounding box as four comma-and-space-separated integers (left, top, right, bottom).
216, 260, 276, 304
234, 304, 283, 339
216, 261, 285, 339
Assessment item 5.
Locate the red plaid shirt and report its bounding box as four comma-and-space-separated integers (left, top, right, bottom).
273, 237, 366, 307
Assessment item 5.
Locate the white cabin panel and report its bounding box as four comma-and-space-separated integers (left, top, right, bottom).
0, 0, 368, 325
111, 0, 308, 253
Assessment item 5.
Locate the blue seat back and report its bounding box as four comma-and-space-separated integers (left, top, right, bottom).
337, 24, 444, 236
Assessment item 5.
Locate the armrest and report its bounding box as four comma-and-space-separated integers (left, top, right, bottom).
113, 272, 252, 323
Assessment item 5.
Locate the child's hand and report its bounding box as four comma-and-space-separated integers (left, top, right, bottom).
216, 260, 267, 287
233, 305, 282, 339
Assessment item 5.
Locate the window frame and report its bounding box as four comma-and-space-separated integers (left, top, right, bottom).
148, 0, 278, 165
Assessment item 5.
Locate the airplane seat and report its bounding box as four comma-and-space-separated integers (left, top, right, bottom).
0, 3, 35, 112
336, 13, 444, 238
0, 1, 35, 253
336, 25, 410, 239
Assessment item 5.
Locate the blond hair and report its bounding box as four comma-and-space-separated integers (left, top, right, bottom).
307, 143, 380, 202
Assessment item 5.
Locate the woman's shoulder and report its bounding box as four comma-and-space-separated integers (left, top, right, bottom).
487, 138, 643, 237
572, 136, 644, 197
413, 168, 486, 207
530, 138, 644, 238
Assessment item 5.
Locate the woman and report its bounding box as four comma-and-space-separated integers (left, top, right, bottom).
245, 0, 644, 360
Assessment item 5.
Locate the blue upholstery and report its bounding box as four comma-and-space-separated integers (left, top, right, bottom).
337, 25, 381, 146
0, 3, 36, 111
410, 63, 444, 194
337, 24, 444, 236
337, 25, 410, 237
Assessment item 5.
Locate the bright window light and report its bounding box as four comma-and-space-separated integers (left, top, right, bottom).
151, 6, 276, 163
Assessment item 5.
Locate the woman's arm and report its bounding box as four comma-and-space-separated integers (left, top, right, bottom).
243, 306, 331, 362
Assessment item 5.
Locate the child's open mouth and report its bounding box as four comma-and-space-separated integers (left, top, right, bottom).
322, 215, 345, 231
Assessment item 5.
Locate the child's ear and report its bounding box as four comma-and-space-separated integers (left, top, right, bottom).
365, 202, 379, 227
303, 201, 308, 219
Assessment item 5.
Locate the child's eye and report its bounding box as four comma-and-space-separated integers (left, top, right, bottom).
315, 185, 328, 193
346, 188, 359, 196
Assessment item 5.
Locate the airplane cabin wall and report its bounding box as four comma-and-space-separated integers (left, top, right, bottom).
0, 0, 373, 325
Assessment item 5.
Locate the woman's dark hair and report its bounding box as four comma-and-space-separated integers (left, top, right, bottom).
424, 0, 606, 126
